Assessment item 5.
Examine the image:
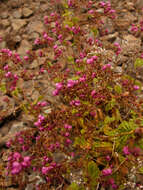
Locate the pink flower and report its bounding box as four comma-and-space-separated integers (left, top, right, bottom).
3, 65, 9, 71
68, 0, 74, 7
67, 79, 78, 88
133, 85, 139, 90
22, 156, 31, 167
24, 56, 29, 61
102, 168, 112, 176
41, 101, 48, 107
11, 162, 22, 174
53, 44, 58, 50
5, 71, 12, 78
66, 138, 72, 144
55, 82, 63, 90
52, 89, 59, 96
34, 38, 41, 45
64, 132, 70, 137
123, 146, 130, 155
13, 152, 21, 161
42, 167, 49, 175
44, 16, 49, 25
131, 147, 141, 156
42, 166, 53, 175
91, 90, 96, 97
87, 58, 94, 64
64, 124, 72, 130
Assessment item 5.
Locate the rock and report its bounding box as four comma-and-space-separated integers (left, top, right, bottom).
1, 12, 9, 19
135, 0, 143, 9
100, 32, 118, 42
28, 32, 40, 41
29, 60, 39, 69
15, 35, 21, 43
1, 19, 10, 28
53, 152, 66, 163
121, 35, 141, 55
0, 41, 7, 49
114, 66, 123, 73
0, 96, 15, 119
13, 9, 22, 19
9, 0, 22, 8
125, 2, 135, 11
0, 176, 13, 187
8, 122, 28, 135
22, 8, 34, 17
125, 12, 137, 23
17, 40, 32, 56
114, 18, 131, 31
31, 90, 40, 101
27, 21, 44, 34
12, 19, 27, 31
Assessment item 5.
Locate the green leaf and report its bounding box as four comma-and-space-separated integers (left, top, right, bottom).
134, 58, 143, 69
114, 85, 122, 94
67, 183, 85, 190
105, 98, 116, 112
139, 166, 143, 174
67, 183, 79, 190
87, 161, 100, 180
104, 116, 115, 124
103, 125, 118, 136
47, 61, 52, 67
0, 83, 6, 93
33, 95, 44, 105
74, 136, 86, 147
71, 76, 80, 80
72, 17, 79, 24
91, 28, 98, 37
11, 87, 19, 97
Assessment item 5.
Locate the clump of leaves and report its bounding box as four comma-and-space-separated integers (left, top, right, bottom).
0, 0, 143, 190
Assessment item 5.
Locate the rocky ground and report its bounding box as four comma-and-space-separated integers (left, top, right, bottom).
0, 0, 143, 189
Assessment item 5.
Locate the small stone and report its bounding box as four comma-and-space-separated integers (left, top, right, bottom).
121, 34, 141, 55
114, 66, 123, 73
100, 32, 118, 42
28, 21, 44, 34
13, 9, 22, 19
15, 35, 21, 42
22, 8, 33, 18
17, 40, 32, 56
12, 19, 27, 31
29, 60, 39, 69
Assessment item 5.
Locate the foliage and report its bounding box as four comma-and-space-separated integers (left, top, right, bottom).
0, 0, 143, 189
